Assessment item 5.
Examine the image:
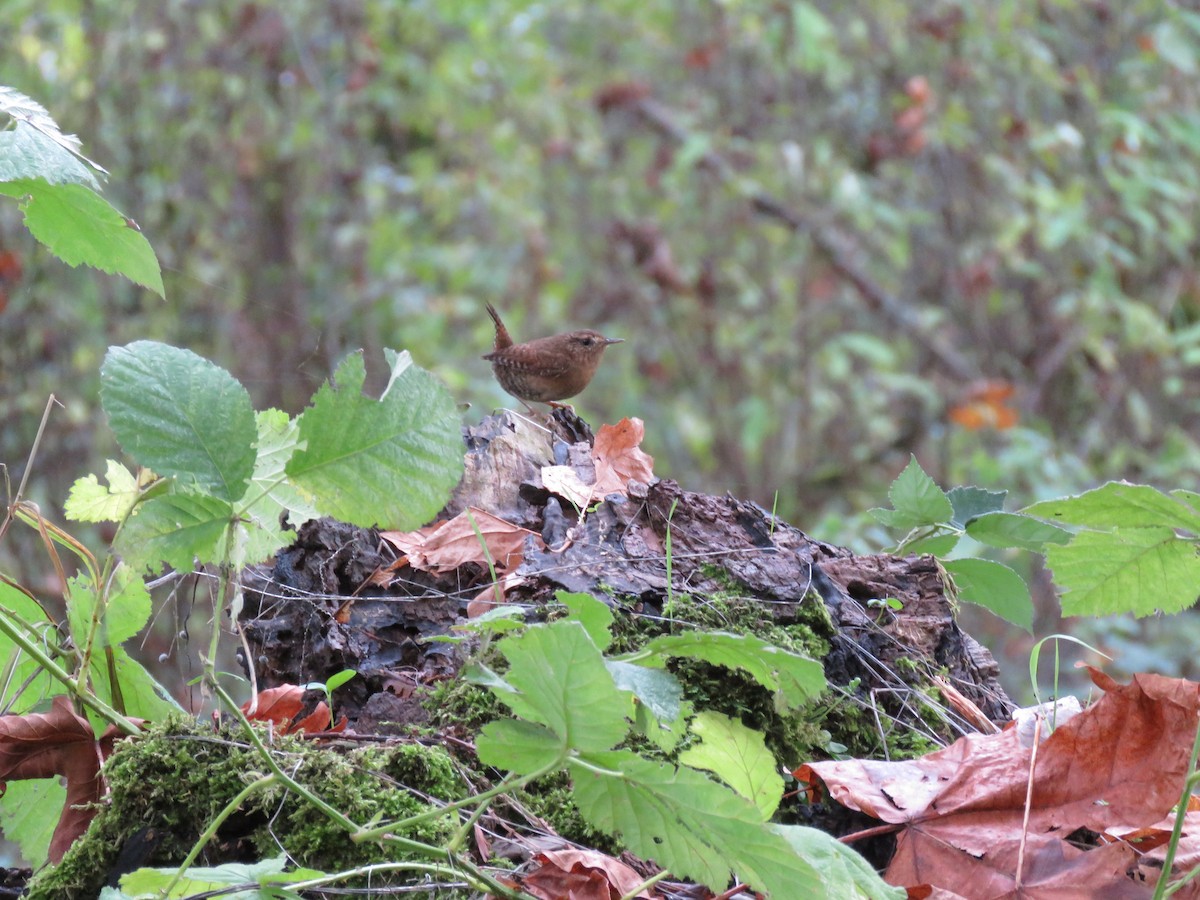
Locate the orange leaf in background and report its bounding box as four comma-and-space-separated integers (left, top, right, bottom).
0, 695, 130, 863
796, 669, 1200, 896
592, 418, 656, 496
467, 582, 505, 619
947, 379, 1018, 431
381, 508, 543, 575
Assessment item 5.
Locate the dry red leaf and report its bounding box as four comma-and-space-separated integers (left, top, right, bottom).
520, 847, 657, 900
243, 685, 341, 735
381, 508, 543, 575
796, 669, 1200, 897
0, 695, 130, 862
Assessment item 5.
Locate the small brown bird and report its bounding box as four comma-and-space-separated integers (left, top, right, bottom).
483, 303, 623, 411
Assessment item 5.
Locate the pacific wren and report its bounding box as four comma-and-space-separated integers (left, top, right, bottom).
483, 303, 622, 410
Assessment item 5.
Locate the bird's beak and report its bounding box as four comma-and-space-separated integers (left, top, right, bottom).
604, 338, 624, 345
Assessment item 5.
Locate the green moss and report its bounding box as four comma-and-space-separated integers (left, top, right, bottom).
25, 717, 465, 900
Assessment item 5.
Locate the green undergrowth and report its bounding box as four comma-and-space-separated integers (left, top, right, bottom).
26, 718, 464, 900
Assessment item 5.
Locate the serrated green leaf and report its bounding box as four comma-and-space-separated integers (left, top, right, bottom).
286, 351, 463, 530
946, 485, 1007, 527
569, 749, 824, 896
942, 558, 1033, 632
678, 711, 783, 819
496, 620, 628, 752
871, 456, 953, 530
633, 631, 825, 711
605, 660, 682, 723
101, 342, 256, 502
65, 460, 144, 523
1024, 482, 1200, 534
1045, 527, 1200, 617
115, 492, 233, 575
0, 180, 162, 296
774, 824, 905, 899
0, 86, 106, 181
558, 590, 614, 650
476, 718, 565, 773
65, 565, 150, 653
966, 512, 1072, 551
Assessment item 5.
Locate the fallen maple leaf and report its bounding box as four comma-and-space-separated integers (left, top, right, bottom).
381, 508, 542, 575
0, 695, 131, 862
796, 669, 1200, 898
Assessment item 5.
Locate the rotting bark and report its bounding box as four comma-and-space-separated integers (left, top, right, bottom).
239, 410, 1014, 736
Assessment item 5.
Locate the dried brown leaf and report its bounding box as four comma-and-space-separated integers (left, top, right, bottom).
382, 508, 542, 574
592, 418, 655, 496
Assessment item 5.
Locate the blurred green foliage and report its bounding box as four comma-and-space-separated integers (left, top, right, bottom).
3, 1, 1200, 659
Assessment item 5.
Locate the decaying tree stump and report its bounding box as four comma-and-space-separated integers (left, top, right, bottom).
239, 410, 1014, 738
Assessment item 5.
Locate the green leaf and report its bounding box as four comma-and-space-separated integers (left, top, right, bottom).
286, 350, 463, 530
1044, 528, 1200, 617
870, 456, 953, 530
1024, 482, 1200, 534
0, 86, 104, 185
452, 605, 527, 636
239, 409, 321, 566
101, 342, 257, 503
942, 558, 1033, 632
476, 718, 564, 773
0, 180, 162, 296
678, 711, 784, 819
0, 582, 59, 713
774, 824, 905, 899
966, 512, 1072, 551
558, 590, 614, 650
634, 699, 692, 752
119, 854, 321, 898
605, 661, 682, 723
903, 532, 960, 557
494, 620, 629, 752
65, 565, 150, 652
65, 460, 144, 523
91, 646, 183, 720
0, 780, 63, 869
325, 670, 357, 693
115, 492, 233, 575
633, 632, 825, 711
569, 749, 825, 896
946, 485, 1007, 528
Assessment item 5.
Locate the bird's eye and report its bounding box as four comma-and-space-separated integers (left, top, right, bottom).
580, 337, 595, 347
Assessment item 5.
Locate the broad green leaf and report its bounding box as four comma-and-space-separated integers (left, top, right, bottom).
570, 749, 824, 896
495, 620, 628, 752
0, 180, 162, 296
1024, 482, 1200, 534
558, 590, 614, 650
633, 631, 825, 711
605, 661, 682, 723
239, 409, 320, 566
90, 646, 183, 720
286, 350, 463, 530
946, 485, 1007, 528
942, 558, 1033, 632
462, 661, 518, 695
0, 582, 59, 713
903, 532, 959, 557
774, 824, 905, 899
65, 565, 150, 653
0, 780, 63, 869
870, 456, 952, 530
635, 699, 692, 752
115, 492, 233, 575
476, 718, 564, 773
452, 606, 527, 636
101, 342, 256, 502
1045, 528, 1200, 617
966, 512, 1071, 551
678, 711, 784, 819
65, 460, 144, 523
